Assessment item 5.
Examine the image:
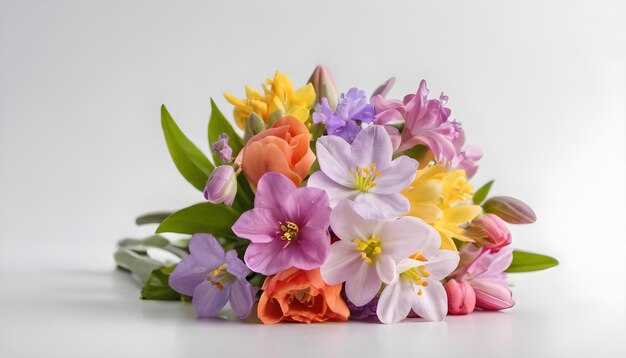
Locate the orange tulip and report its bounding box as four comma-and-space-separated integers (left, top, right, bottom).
241, 116, 315, 187
257, 268, 349, 324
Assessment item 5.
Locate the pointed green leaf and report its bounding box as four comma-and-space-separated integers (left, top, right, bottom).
156, 202, 240, 238
208, 98, 244, 164
135, 212, 172, 225
473, 180, 494, 204
506, 250, 559, 272
162, 105, 214, 191
114, 248, 163, 283
141, 265, 188, 301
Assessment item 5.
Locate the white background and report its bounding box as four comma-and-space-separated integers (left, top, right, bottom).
1, 0, 625, 357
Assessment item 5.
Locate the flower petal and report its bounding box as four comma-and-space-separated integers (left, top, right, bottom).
411, 281, 448, 321
315, 134, 355, 187
320, 241, 362, 285
289, 227, 330, 271
254, 172, 297, 212
376, 279, 414, 324
345, 262, 382, 306
376, 254, 397, 284
330, 199, 379, 241
224, 250, 251, 280
307, 172, 360, 207
189, 233, 225, 267
371, 156, 418, 194
192, 281, 231, 318
168, 256, 209, 296
229, 279, 255, 319
352, 192, 410, 221
473, 280, 515, 311
424, 249, 460, 280
351, 125, 393, 169
284, 187, 331, 230
231, 208, 278, 244
376, 216, 437, 261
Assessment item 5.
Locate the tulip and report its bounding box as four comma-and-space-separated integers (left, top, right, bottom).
444, 279, 476, 315
483, 196, 537, 224
474, 214, 512, 253
308, 65, 339, 110
203, 165, 237, 206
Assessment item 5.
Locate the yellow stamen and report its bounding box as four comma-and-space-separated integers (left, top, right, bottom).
354, 237, 382, 263
353, 164, 380, 192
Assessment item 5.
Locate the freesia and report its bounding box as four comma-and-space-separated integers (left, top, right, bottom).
232, 172, 331, 275
320, 200, 429, 306
376, 231, 459, 323
224, 71, 315, 129
168, 233, 256, 319
257, 268, 349, 324
312, 88, 376, 143
308, 125, 418, 220
240, 116, 315, 188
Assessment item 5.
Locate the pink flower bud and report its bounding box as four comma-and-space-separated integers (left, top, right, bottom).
474, 214, 512, 253
308, 65, 339, 109
203, 165, 237, 206
483, 196, 537, 224
474, 280, 515, 311
445, 279, 476, 315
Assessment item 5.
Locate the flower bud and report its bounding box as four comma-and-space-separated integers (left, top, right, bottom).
473, 214, 512, 253
211, 133, 233, 163
308, 65, 339, 110
444, 279, 476, 315
243, 112, 266, 142
483, 196, 537, 224
203, 165, 237, 206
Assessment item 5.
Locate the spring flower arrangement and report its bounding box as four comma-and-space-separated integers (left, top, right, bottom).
114, 66, 558, 324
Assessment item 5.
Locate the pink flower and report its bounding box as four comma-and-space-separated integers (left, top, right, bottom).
444, 279, 476, 315
473, 214, 512, 253
231, 172, 331, 275
452, 145, 483, 179
449, 245, 515, 311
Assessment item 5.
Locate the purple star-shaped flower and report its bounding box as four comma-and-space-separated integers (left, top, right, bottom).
313, 88, 376, 143
211, 133, 233, 163
168, 233, 256, 319
231, 172, 332, 276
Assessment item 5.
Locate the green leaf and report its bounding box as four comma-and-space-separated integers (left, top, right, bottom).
208, 98, 244, 164
135, 212, 172, 225
506, 250, 559, 272
118, 235, 170, 248
141, 265, 181, 301
156, 202, 240, 238
473, 180, 494, 204
162, 105, 214, 191
114, 248, 163, 283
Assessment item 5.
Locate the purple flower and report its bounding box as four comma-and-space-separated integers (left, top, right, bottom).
212, 133, 233, 163
371, 80, 463, 163
168, 233, 256, 319
452, 145, 483, 179
307, 125, 418, 220
343, 290, 380, 321
203, 165, 237, 206
313, 88, 376, 143
231, 172, 331, 275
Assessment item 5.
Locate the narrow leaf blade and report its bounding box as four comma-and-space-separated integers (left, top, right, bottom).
162, 105, 214, 191
135, 212, 172, 225
141, 265, 182, 301
155, 202, 240, 238
506, 250, 559, 272
473, 180, 494, 204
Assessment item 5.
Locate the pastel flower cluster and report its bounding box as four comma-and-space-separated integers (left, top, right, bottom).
117, 65, 558, 325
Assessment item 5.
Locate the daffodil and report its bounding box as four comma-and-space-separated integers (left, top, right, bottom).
403, 164, 481, 251
224, 71, 316, 129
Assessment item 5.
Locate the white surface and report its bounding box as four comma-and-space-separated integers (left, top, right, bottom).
1, 0, 625, 357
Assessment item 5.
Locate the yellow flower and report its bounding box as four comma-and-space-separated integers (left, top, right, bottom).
403, 164, 482, 251
224, 71, 316, 129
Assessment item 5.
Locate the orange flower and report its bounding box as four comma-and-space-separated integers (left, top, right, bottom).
257, 268, 350, 324
241, 116, 315, 187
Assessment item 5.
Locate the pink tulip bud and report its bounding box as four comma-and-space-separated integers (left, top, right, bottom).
483, 196, 537, 224
474, 280, 515, 311
444, 279, 476, 315
308, 65, 339, 109
474, 214, 512, 253
203, 165, 237, 206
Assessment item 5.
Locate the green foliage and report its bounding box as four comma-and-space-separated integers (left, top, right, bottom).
141, 265, 183, 301
506, 250, 559, 272
114, 248, 163, 283
161, 105, 214, 191
473, 180, 494, 204
208, 98, 244, 164
156, 202, 240, 238
135, 212, 172, 225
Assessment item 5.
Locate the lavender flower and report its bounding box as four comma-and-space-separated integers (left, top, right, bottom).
313, 88, 376, 143
212, 133, 233, 163
168, 233, 256, 319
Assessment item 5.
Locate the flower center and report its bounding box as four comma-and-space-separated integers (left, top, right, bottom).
354, 237, 382, 263
400, 265, 431, 296
353, 164, 381, 192
207, 263, 234, 290
287, 288, 315, 307
280, 221, 299, 241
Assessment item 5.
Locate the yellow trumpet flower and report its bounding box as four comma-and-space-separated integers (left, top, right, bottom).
403, 164, 482, 251
224, 71, 316, 129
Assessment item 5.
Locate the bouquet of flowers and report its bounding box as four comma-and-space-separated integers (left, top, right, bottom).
114, 65, 558, 324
